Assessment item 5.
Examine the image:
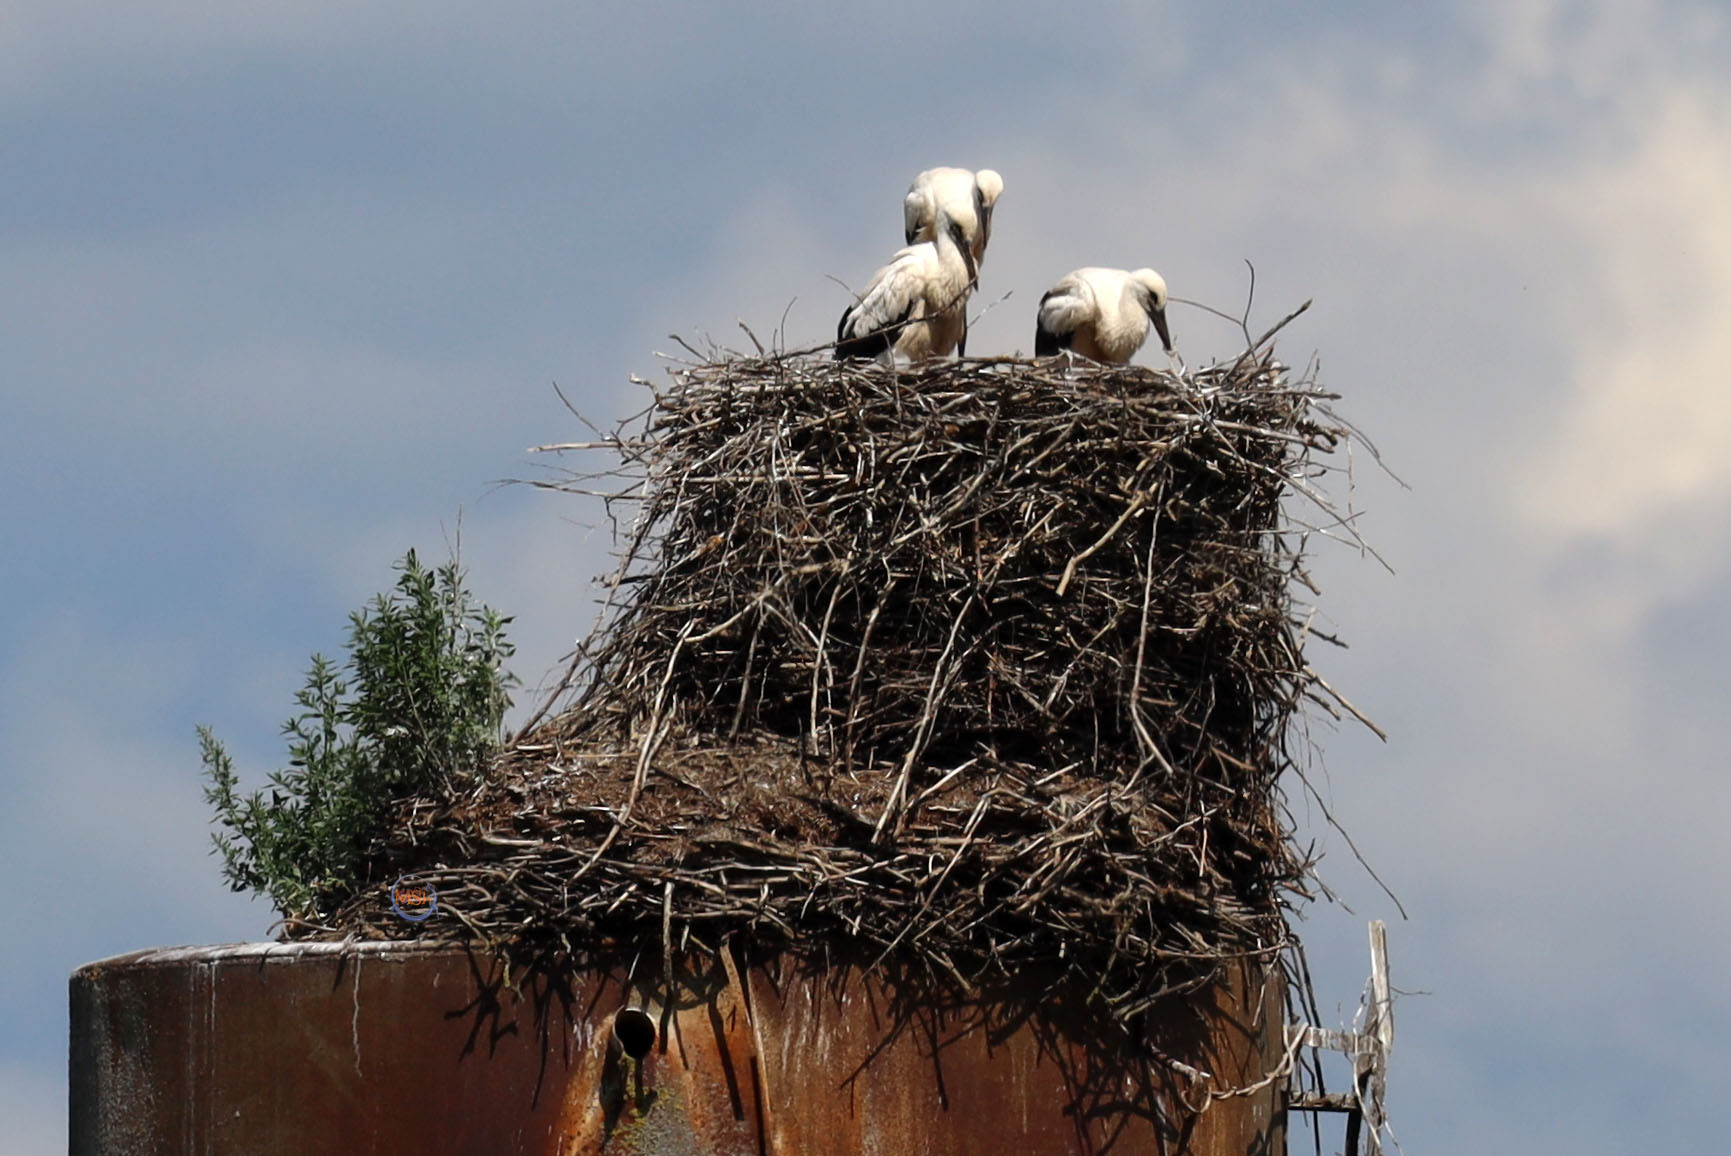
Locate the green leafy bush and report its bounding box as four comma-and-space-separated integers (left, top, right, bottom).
201, 550, 515, 920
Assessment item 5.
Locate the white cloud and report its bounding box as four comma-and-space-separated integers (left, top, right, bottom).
1513, 88, 1731, 545
1469, 0, 1728, 112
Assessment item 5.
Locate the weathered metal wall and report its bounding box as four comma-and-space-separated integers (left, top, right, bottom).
70, 942, 1285, 1154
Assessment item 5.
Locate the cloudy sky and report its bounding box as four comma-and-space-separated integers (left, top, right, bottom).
6, 1, 1731, 1150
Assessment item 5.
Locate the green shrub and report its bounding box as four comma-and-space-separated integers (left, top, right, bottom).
200, 550, 516, 920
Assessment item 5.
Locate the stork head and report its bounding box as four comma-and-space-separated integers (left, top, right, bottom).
974, 169, 1004, 209
1130, 268, 1172, 353
903, 185, 929, 246
972, 169, 1003, 257
941, 210, 979, 288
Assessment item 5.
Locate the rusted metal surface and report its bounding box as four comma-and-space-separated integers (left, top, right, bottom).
743, 959, 1286, 1156
71, 941, 1285, 1154
71, 942, 585, 1155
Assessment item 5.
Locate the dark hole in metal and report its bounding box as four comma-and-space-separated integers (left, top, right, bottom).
614, 1007, 656, 1060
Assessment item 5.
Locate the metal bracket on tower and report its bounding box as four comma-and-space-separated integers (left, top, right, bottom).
1286, 920, 1393, 1155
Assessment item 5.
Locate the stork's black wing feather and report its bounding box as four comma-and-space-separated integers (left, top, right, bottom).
835, 300, 912, 361
1033, 288, 1071, 357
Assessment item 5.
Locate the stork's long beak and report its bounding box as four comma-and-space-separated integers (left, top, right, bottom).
1150, 304, 1172, 353
951, 220, 978, 288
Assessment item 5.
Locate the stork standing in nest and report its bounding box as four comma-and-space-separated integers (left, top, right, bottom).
836, 206, 978, 363
1034, 266, 1173, 364
902, 167, 1002, 356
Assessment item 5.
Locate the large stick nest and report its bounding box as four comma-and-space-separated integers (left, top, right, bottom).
311, 335, 1373, 1021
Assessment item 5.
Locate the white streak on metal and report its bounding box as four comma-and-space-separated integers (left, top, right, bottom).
193, 960, 209, 1156
351, 955, 364, 1080
73, 939, 453, 975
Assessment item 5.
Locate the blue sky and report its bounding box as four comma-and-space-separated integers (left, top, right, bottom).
7, 2, 1731, 1150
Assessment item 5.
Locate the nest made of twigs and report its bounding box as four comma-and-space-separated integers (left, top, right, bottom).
310, 339, 1374, 1023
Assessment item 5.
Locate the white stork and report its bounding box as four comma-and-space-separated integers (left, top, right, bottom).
836, 207, 978, 363
1033, 267, 1173, 364
903, 168, 1001, 355
903, 167, 1003, 265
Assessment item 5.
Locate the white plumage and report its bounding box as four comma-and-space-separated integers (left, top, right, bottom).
900, 168, 1002, 357
1034, 267, 1173, 364
903, 167, 1003, 266
836, 208, 978, 363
